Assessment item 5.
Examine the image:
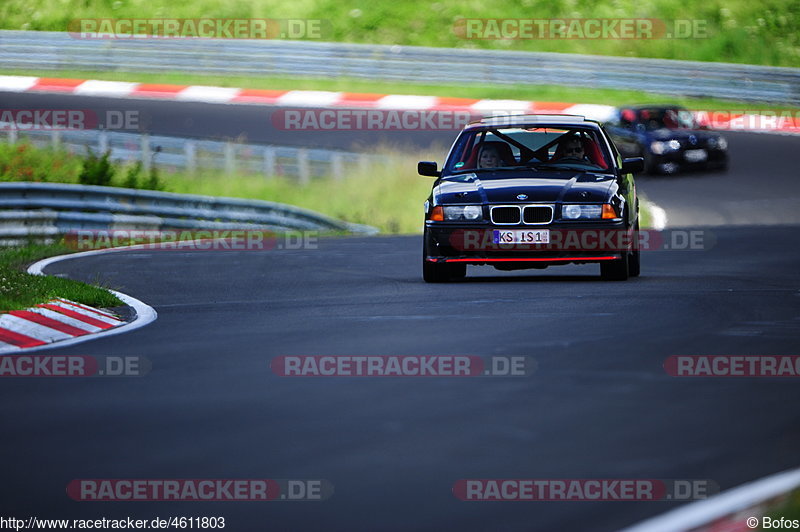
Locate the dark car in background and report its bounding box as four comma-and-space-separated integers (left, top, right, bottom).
419, 114, 643, 282
603, 105, 728, 174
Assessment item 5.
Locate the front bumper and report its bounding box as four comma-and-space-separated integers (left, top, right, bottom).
424, 221, 631, 266
650, 148, 728, 172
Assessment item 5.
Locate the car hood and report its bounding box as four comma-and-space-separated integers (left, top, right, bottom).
436, 171, 616, 204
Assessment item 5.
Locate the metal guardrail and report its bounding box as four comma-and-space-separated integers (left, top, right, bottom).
1, 30, 799, 104
0, 125, 374, 182
0, 182, 378, 240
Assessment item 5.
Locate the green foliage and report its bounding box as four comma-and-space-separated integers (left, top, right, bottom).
0, 140, 659, 235
0, 242, 121, 311
0, 142, 81, 182
123, 161, 142, 189
0, 0, 797, 66
144, 164, 163, 191
78, 149, 115, 186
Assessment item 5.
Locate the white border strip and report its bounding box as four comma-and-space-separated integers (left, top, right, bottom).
0, 246, 160, 354
647, 200, 669, 231
622, 467, 800, 532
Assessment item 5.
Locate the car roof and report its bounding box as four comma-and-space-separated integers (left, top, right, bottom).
465, 114, 602, 130
619, 105, 688, 111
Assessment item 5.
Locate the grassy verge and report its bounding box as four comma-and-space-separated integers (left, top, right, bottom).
4, 68, 796, 112
0, 242, 121, 312
1, 0, 797, 67
769, 489, 800, 523
1, 141, 659, 234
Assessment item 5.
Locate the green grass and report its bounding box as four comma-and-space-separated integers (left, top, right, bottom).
4, 68, 798, 112
766, 489, 800, 528
0, 242, 122, 311
1, 141, 658, 234
1, 0, 797, 67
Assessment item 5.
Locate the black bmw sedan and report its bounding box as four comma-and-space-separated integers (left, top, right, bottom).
419, 114, 643, 282
603, 105, 729, 174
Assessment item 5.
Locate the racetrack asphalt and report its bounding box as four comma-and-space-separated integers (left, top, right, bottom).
1, 90, 799, 531
0, 225, 798, 531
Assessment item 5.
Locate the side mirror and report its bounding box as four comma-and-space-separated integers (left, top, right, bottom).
418, 161, 440, 177
621, 157, 644, 174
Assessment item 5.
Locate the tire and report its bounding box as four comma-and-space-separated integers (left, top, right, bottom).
423, 260, 465, 283
628, 221, 641, 277
601, 256, 629, 281
422, 231, 467, 282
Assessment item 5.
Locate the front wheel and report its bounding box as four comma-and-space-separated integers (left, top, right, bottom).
601, 255, 630, 281
628, 221, 641, 277
423, 260, 466, 283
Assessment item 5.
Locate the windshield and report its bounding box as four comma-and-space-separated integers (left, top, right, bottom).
444, 126, 612, 174
630, 108, 698, 130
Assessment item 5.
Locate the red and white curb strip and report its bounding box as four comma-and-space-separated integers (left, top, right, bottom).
0, 298, 125, 351
1, 75, 797, 134
0, 247, 157, 354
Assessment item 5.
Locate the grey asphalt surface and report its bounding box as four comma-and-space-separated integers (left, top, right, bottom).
0, 92, 451, 151
1, 90, 799, 531
2, 227, 799, 531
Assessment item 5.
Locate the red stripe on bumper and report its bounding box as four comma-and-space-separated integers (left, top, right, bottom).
442, 256, 620, 263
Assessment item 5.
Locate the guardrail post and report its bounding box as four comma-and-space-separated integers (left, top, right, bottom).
141, 134, 151, 171
263, 146, 276, 177
297, 149, 310, 185
51, 130, 60, 148
98, 130, 108, 154
8, 128, 17, 145
224, 142, 235, 175
331, 152, 344, 180
358, 154, 371, 175
185, 140, 197, 175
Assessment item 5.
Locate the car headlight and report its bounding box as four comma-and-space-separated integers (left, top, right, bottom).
562, 204, 619, 220
562, 204, 602, 220
443, 205, 483, 221
650, 140, 680, 154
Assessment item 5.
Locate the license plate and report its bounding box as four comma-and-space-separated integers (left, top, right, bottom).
684, 149, 707, 162
493, 229, 550, 244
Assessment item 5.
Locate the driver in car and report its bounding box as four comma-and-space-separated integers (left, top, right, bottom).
558, 136, 586, 161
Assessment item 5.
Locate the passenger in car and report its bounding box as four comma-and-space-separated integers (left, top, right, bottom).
478, 144, 502, 168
